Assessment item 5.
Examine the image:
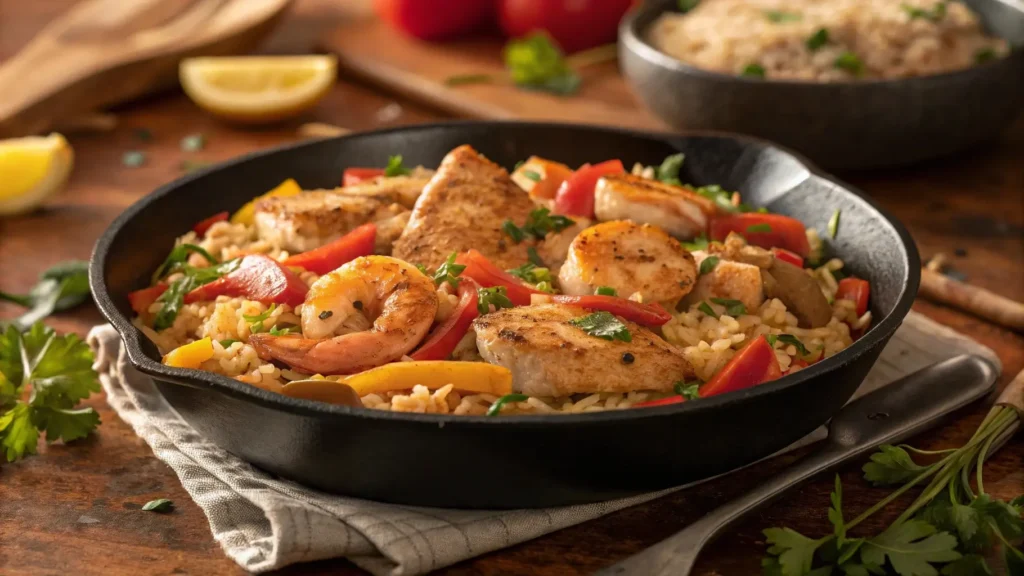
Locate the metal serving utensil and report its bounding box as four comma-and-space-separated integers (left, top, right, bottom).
595, 354, 998, 576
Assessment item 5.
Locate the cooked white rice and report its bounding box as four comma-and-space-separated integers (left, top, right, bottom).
649, 0, 1009, 81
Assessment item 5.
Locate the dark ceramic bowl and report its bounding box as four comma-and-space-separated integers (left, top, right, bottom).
90, 122, 920, 509
620, 0, 1024, 171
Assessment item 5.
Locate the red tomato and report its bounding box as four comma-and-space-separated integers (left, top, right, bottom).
553, 159, 625, 218
531, 294, 672, 327
184, 255, 308, 306
455, 250, 544, 306
498, 0, 634, 53
709, 213, 811, 257
771, 247, 804, 268
374, 0, 494, 41
343, 168, 386, 187
282, 223, 377, 275
411, 279, 480, 361
836, 277, 871, 317
128, 284, 168, 315
192, 212, 229, 237
700, 335, 782, 398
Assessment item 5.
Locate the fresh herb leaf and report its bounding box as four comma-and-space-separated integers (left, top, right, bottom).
699, 256, 720, 276
569, 311, 631, 342
807, 28, 830, 51
434, 252, 466, 289
527, 246, 545, 267
522, 170, 542, 182
513, 160, 525, 171
777, 334, 809, 356
1005, 545, 1024, 576
0, 261, 92, 329
863, 444, 931, 486
901, 2, 948, 22
384, 155, 411, 177
698, 301, 719, 319
939, 554, 992, 576
692, 185, 749, 213
180, 133, 206, 152
142, 498, 174, 513
218, 339, 240, 348
682, 235, 710, 251
710, 297, 746, 317
152, 244, 219, 282
860, 520, 960, 575
243, 304, 277, 333
974, 48, 997, 64
677, 0, 699, 12
477, 286, 514, 314
268, 325, 295, 336
742, 63, 766, 78
0, 403, 37, 461
503, 220, 527, 243
507, 263, 552, 290
747, 223, 773, 233
763, 527, 828, 576
829, 475, 848, 544
765, 10, 802, 22
444, 73, 493, 86
656, 153, 685, 185
504, 32, 581, 96
595, 286, 617, 296
674, 381, 701, 400
828, 209, 841, 239
835, 52, 865, 75
486, 393, 529, 416
122, 150, 146, 167
524, 207, 575, 237
415, 263, 429, 275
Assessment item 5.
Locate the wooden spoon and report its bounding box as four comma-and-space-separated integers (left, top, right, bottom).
0, 0, 293, 137
280, 379, 363, 407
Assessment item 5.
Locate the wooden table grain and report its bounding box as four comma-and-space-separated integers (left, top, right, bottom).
1, 3, 1022, 576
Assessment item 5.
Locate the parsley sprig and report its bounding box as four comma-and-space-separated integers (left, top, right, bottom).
507, 263, 554, 293
503, 208, 576, 243
433, 253, 466, 290
0, 261, 91, 330
477, 286, 514, 314
569, 311, 631, 342
384, 155, 410, 177
503, 33, 581, 96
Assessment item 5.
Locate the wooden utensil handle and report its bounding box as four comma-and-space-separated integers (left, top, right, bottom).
919, 268, 1024, 332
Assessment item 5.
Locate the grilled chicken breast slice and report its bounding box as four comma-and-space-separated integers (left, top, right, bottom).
474, 304, 694, 397
254, 190, 407, 254
392, 145, 537, 270
340, 170, 434, 209
681, 250, 765, 313
558, 220, 697, 305
593, 173, 719, 239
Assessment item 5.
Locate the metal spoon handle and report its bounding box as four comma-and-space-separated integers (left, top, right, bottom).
595, 355, 997, 576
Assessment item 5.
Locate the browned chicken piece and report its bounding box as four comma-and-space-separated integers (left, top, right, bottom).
682, 250, 766, 313
392, 145, 538, 270
254, 190, 408, 254
340, 169, 434, 209
474, 304, 695, 397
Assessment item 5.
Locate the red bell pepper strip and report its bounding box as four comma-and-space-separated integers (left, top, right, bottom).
410, 279, 481, 361
553, 159, 625, 218
709, 213, 811, 257
343, 168, 386, 187
282, 223, 377, 275
455, 250, 545, 307
700, 335, 783, 397
184, 255, 309, 306
530, 294, 672, 327
128, 283, 168, 315
634, 395, 687, 408
771, 247, 804, 268
193, 212, 229, 237
836, 277, 870, 317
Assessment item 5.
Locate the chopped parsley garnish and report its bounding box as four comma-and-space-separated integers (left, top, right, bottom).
477, 286, 514, 314
142, 499, 174, 513
569, 311, 631, 342
807, 28, 830, 51
504, 208, 576, 243
122, 150, 146, 167
777, 334, 810, 356
766, 334, 778, 347
507, 263, 553, 292
180, 133, 206, 152
901, 1, 947, 21
503, 220, 526, 243
699, 256, 720, 276
513, 160, 525, 171
503, 32, 581, 96
443, 73, 493, 86
975, 48, 997, 64
268, 325, 296, 336
692, 185, 759, 214
828, 209, 841, 239
527, 246, 545, 267
218, 339, 240, 348
0, 260, 90, 330
834, 52, 865, 75
682, 235, 710, 252
433, 252, 466, 289
677, 0, 700, 13
415, 263, 429, 275
764, 10, 802, 22
656, 153, 685, 186
742, 63, 766, 78
710, 298, 746, 317
384, 155, 411, 177
746, 223, 772, 233
152, 243, 219, 283
151, 258, 240, 332
674, 381, 701, 400
243, 304, 277, 333
486, 393, 529, 416
522, 169, 542, 182
698, 301, 719, 319
595, 286, 618, 296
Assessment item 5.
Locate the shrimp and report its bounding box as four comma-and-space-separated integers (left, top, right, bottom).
250, 256, 438, 375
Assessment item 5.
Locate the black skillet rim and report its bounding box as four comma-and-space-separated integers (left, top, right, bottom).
89, 120, 921, 427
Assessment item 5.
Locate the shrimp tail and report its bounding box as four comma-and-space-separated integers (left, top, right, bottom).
250, 331, 407, 375
250, 334, 322, 373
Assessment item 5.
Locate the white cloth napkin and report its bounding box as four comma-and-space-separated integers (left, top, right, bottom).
87, 311, 1000, 576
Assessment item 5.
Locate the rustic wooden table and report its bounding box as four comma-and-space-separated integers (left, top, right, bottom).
1, 2, 1022, 576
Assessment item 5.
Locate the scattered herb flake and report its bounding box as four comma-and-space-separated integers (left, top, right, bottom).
122, 150, 146, 168
486, 393, 529, 416
834, 52, 865, 75
828, 209, 841, 239
503, 220, 526, 244
218, 339, 240, 348
682, 236, 710, 252
901, 2, 948, 22
742, 63, 766, 78
180, 133, 206, 152
765, 334, 778, 347
522, 170, 542, 182
514, 160, 525, 171
477, 286, 514, 314
0, 261, 91, 330
710, 297, 746, 317
807, 28, 830, 51
975, 48, 997, 64
142, 499, 174, 513
444, 73, 494, 86
674, 381, 701, 400
698, 301, 719, 319
595, 286, 617, 296
765, 10, 802, 22
569, 311, 631, 342
527, 246, 545, 267
699, 256, 720, 276
268, 325, 295, 336
384, 155, 410, 177
746, 223, 772, 233
433, 252, 466, 290
777, 334, 809, 355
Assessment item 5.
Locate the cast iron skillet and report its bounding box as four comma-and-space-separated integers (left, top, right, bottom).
90, 122, 920, 509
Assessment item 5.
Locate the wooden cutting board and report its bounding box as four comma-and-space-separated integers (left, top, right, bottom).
319, 8, 665, 130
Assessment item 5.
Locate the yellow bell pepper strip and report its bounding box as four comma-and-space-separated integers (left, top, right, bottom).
342, 361, 513, 396
162, 338, 214, 369
230, 178, 302, 225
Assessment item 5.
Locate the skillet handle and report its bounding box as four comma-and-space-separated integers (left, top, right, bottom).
593, 355, 997, 576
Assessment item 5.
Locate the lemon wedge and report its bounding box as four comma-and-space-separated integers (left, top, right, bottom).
179, 56, 337, 124
0, 134, 74, 216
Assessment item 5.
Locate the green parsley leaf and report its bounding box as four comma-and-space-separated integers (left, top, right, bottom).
682, 236, 710, 252
569, 311, 631, 342
243, 304, 277, 333
901, 2, 948, 22
486, 393, 529, 416
0, 403, 38, 461
477, 286, 514, 314
444, 73, 493, 86
674, 381, 701, 400
765, 10, 802, 22
698, 301, 719, 319
656, 153, 685, 185
765, 334, 778, 348
710, 298, 746, 317
268, 325, 296, 336
829, 475, 848, 544
0, 260, 92, 330
974, 48, 997, 64
939, 554, 992, 576
507, 263, 552, 290
970, 494, 1024, 541
863, 444, 931, 486
153, 256, 240, 332
152, 244, 219, 283
434, 252, 466, 289
513, 160, 525, 171
415, 263, 429, 275
522, 170, 542, 182
524, 207, 575, 238
742, 63, 767, 78
692, 185, 749, 213
21, 324, 100, 409
828, 209, 841, 239
860, 520, 960, 575
595, 286, 617, 296
699, 256, 720, 276
503, 220, 527, 244
527, 246, 545, 267
807, 28, 830, 51
122, 150, 146, 168
763, 527, 828, 576
180, 133, 206, 152
777, 334, 809, 356
36, 406, 100, 444
142, 498, 174, 513
677, 0, 700, 13
384, 155, 411, 177
835, 52, 865, 75
747, 223, 773, 233
219, 339, 240, 348
1006, 545, 1024, 576
504, 32, 581, 96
